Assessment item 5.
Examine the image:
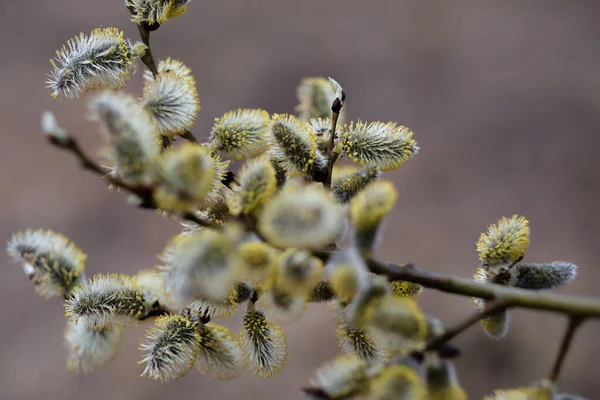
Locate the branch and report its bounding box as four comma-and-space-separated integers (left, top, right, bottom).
46, 133, 215, 228
425, 301, 508, 352
548, 317, 583, 382
323, 101, 341, 189
365, 258, 600, 318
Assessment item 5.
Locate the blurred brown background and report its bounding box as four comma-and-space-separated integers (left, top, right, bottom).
2, 1, 600, 399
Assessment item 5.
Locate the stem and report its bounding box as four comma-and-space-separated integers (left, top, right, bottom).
425, 301, 508, 351
136, 23, 159, 77
548, 317, 583, 382
323, 111, 340, 189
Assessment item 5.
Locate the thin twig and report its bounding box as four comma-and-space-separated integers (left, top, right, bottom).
548, 317, 583, 382
47, 134, 217, 228
136, 23, 159, 77
323, 97, 342, 189
425, 301, 509, 352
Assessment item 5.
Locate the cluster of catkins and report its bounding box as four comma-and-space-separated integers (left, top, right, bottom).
5, 1, 585, 399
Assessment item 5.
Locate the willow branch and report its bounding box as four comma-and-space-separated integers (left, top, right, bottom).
323, 104, 341, 189
548, 317, 583, 382
425, 301, 508, 352
364, 258, 600, 318
46, 133, 215, 228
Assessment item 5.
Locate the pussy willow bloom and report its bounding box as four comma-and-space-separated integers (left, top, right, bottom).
425, 356, 467, 400
181, 197, 231, 231
509, 261, 577, 290
258, 182, 344, 249
350, 181, 398, 253
65, 318, 124, 373
188, 282, 252, 319
227, 156, 277, 216
484, 386, 554, 400
309, 117, 332, 156
341, 121, 418, 171
364, 296, 428, 353
240, 309, 288, 378
139, 314, 198, 381
473, 268, 510, 338
332, 165, 380, 204
296, 77, 345, 123
48, 27, 144, 99
135, 269, 170, 309
153, 143, 217, 212
128, 0, 190, 25
161, 229, 239, 305
367, 364, 427, 400
307, 356, 368, 399
196, 323, 244, 380
257, 285, 307, 323
143, 72, 199, 137
476, 215, 530, 270
65, 274, 154, 330
237, 241, 277, 285
90, 91, 160, 182
209, 109, 271, 160
331, 265, 361, 304
275, 249, 324, 295
336, 319, 390, 362
7, 229, 86, 299
144, 57, 195, 86
268, 113, 324, 176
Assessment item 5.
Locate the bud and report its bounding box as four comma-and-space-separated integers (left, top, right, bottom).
188, 282, 252, 319
424, 355, 467, 400
145, 57, 195, 85
307, 356, 368, 399
153, 143, 217, 212
336, 318, 390, 362
364, 295, 428, 353
309, 117, 333, 157
135, 268, 170, 310
90, 91, 160, 183
509, 261, 577, 290
65, 319, 124, 373
257, 285, 307, 323
477, 215, 530, 271
331, 265, 361, 304
332, 165, 380, 204
350, 181, 398, 254
295, 77, 346, 123
341, 121, 418, 171
268, 113, 324, 176
275, 249, 324, 295
139, 314, 199, 381
143, 72, 199, 138
390, 279, 423, 298
209, 109, 270, 160
484, 386, 554, 400
7, 229, 86, 299
237, 241, 277, 285
41, 111, 68, 143
47, 27, 141, 99
258, 182, 344, 249
368, 364, 427, 400
128, 0, 191, 25
161, 229, 239, 305
65, 274, 153, 330
240, 310, 288, 378
196, 323, 244, 380
227, 156, 277, 216
480, 308, 510, 339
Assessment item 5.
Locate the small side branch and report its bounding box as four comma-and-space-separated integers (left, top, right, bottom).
47, 133, 216, 228
425, 301, 509, 352
548, 317, 583, 383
